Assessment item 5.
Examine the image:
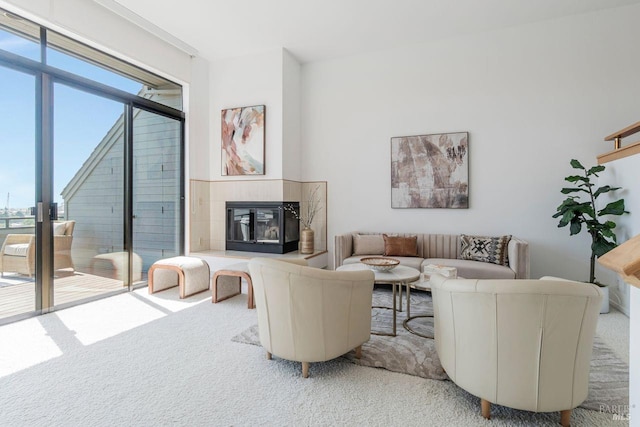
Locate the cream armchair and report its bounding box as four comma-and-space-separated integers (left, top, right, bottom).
0, 220, 75, 277
247, 258, 375, 378
431, 275, 603, 427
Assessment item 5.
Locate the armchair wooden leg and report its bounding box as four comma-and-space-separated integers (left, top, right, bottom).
481, 399, 491, 420
560, 409, 571, 427
355, 345, 362, 359
266, 351, 272, 360
302, 362, 310, 378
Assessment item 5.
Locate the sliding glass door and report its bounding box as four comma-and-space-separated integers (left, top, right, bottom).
0, 65, 37, 320
0, 7, 185, 323
132, 108, 183, 283
52, 83, 127, 307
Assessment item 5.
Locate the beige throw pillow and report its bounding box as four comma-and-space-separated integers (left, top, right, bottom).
53, 222, 67, 236
353, 234, 385, 255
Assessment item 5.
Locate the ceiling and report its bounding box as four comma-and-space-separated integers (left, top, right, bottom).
108, 0, 640, 63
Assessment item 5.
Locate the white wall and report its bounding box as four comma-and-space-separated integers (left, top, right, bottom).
282, 49, 302, 181
632, 286, 639, 426
210, 49, 285, 180
300, 4, 640, 278
188, 57, 211, 181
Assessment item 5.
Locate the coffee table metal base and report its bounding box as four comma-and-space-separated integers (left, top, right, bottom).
372, 282, 400, 336
403, 315, 434, 339
403, 279, 434, 339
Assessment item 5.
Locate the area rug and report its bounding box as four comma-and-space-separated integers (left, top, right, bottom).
232, 288, 629, 414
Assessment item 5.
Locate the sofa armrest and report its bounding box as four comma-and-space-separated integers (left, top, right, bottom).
508, 237, 530, 279
334, 233, 354, 268
1, 234, 36, 274
2, 234, 35, 252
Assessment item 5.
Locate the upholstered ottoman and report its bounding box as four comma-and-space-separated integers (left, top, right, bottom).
212, 262, 254, 309
148, 256, 210, 299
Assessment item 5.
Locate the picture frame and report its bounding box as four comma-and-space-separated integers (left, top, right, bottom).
391, 132, 469, 208
221, 105, 265, 175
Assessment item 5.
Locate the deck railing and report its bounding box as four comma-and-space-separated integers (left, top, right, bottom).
0, 216, 36, 230
0, 217, 36, 247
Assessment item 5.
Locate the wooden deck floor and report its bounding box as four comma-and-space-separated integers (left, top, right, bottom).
0, 270, 131, 320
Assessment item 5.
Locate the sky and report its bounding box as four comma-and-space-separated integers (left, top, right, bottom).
0, 28, 142, 210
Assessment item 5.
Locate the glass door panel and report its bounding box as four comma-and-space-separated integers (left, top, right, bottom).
257, 208, 279, 243
132, 108, 182, 283
0, 65, 36, 320
53, 83, 126, 306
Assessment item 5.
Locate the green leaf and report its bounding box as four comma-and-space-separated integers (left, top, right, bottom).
570, 159, 585, 170
598, 199, 627, 216
565, 175, 588, 183
592, 238, 617, 258
593, 185, 620, 199
569, 218, 582, 235
561, 188, 588, 194
587, 165, 606, 175
601, 228, 617, 240
557, 209, 576, 227
577, 204, 595, 218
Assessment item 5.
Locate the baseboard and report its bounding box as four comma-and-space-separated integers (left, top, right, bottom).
610, 300, 630, 317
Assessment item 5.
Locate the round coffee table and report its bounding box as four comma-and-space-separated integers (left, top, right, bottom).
336, 263, 420, 336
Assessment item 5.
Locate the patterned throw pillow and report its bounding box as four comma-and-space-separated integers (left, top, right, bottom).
383, 234, 419, 257
459, 234, 511, 266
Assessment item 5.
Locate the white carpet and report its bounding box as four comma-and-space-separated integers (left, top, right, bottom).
0, 287, 630, 426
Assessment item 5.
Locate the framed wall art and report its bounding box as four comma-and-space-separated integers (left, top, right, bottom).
391, 132, 469, 208
221, 105, 265, 175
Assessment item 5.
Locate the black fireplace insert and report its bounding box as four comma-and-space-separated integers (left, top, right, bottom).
226, 201, 300, 254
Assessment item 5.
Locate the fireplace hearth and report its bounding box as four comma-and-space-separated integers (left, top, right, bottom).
226, 201, 300, 254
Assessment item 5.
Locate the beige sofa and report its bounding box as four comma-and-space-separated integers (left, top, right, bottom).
334, 232, 529, 279
248, 257, 374, 378
431, 274, 603, 426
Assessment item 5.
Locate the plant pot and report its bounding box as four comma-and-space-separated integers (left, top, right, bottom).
599, 284, 610, 314
300, 228, 314, 254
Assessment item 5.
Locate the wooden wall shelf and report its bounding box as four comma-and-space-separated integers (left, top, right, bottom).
597, 234, 640, 289
597, 140, 640, 164
598, 120, 640, 164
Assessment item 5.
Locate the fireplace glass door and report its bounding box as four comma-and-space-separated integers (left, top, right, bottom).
226, 202, 299, 254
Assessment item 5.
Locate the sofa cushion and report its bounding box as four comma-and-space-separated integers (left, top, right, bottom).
353, 234, 385, 255
423, 258, 515, 279
53, 222, 67, 236
383, 234, 418, 257
459, 234, 511, 266
343, 255, 424, 271
4, 243, 29, 257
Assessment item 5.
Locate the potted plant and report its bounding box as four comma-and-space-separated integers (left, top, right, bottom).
552, 159, 628, 312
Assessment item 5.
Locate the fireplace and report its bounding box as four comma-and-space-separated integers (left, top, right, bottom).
226, 201, 300, 254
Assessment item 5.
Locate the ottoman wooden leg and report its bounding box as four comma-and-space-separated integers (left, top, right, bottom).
212, 272, 242, 303
247, 275, 255, 309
